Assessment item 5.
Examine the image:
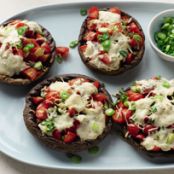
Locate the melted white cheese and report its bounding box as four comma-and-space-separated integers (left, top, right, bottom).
49, 81, 71, 92
65, 93, 87, 112
0, 25, 20, 44
141, 129, 174, 151
76, 103, 105, 140
98, 11, 121, 23
54, 113, 74, 131
0, 46, 26, 76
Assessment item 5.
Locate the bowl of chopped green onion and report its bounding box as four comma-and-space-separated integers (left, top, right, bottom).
148, 9, 174, 62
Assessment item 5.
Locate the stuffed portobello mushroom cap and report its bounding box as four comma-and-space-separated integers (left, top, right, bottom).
23, 74, 112, 153
78, 7, 145, 75
0, 19, 56, 85
112, 76, 174, 158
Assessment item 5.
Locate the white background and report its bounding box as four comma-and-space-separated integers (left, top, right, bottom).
0, 0, 174, 174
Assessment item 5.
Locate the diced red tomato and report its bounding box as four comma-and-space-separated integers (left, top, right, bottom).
127, 22, 140, 34
12, 47, 24, 57
127, 124, 140, 137
21, 67, 39, 81
129, 38, 138, 48
126, 53, 134, 63
117, 101, 126, 108
152, 146, 161, 152
66, 120, 80, 132
135, 134, 145, 141
42, 43, 51, 54
144, 125, 157, 135
22, 38, 39, 47
80, 45, 87, 52
108, 7, 121, 14
99, 54, 111, 64
87, 22, 97, 31
68, 108, 77, 117
32, 97, 44, 105
83, 31, 97, 41
52, 129, 61, 139
122, 108, 133, 121
93, 81, 100, 88
64, 131, 77, 143
127, 90, 144, 101
56, 47, 69, 59
39, 54, 50, 62
87, 6, 99, 19
25, 30, 35, 38
36, 103, 48, 120
93, 93, 107, 103
16, 22, 26, 28
112, 110, 125, 124
45, 91, 60, 104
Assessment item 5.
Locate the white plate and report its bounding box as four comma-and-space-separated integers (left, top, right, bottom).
1, 0, 174, 171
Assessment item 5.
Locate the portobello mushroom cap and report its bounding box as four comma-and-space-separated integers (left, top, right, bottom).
0, 20, 56, 85
23, 74, 112, 153
113, 88, 174, 158
78, 9, 145, 75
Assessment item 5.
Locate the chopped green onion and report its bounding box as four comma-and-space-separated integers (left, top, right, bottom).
80, 8, 87, 16
17, 26, 28, 35
34, 61, 43, 70
157, 32, 166, 40
91, 122, 100, 133
55, 55, 63, 63
69, 40, 78, 48
23, 43, 35, 52
133, 34, 142, 42
102, 40, 111, 52
98, 33, 109, 42
151, 106, 157, 113
105, 108, 115, 116
154, 16, 174, 56
131, 86, 140, 93
40, 119, 55, 133
124, 101, 129, 107
162, 81, 171, 88
119, 50, 128, 57
60, 91, 70, 100
16, 41, 22, 48
129, 102, 136, 111
67, 154, 82, 163
166, 133, 174, 144
88, 146, 100, 154
154, 95, 163, 101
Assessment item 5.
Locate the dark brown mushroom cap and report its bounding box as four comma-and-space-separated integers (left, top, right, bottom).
23, 74, 112, 153
0, 19, 56, 85
113, 88, 174, 158
78, 9, 145, 75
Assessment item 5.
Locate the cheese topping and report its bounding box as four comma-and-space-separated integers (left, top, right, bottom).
98, 11, 121, 23
128, 77, 174, 151
38, 79, 107, 141
83, 10, 131, 71
0, 20, 43, 77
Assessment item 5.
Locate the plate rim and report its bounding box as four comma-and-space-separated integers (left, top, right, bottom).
1, 0, 174, 171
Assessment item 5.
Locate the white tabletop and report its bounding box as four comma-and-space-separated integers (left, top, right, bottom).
0, 0, 174, 173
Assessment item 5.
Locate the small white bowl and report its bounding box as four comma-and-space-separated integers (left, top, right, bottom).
148, 9, 174, 62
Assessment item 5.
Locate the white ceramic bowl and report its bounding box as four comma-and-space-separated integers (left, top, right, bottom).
148, 9, 174, 62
